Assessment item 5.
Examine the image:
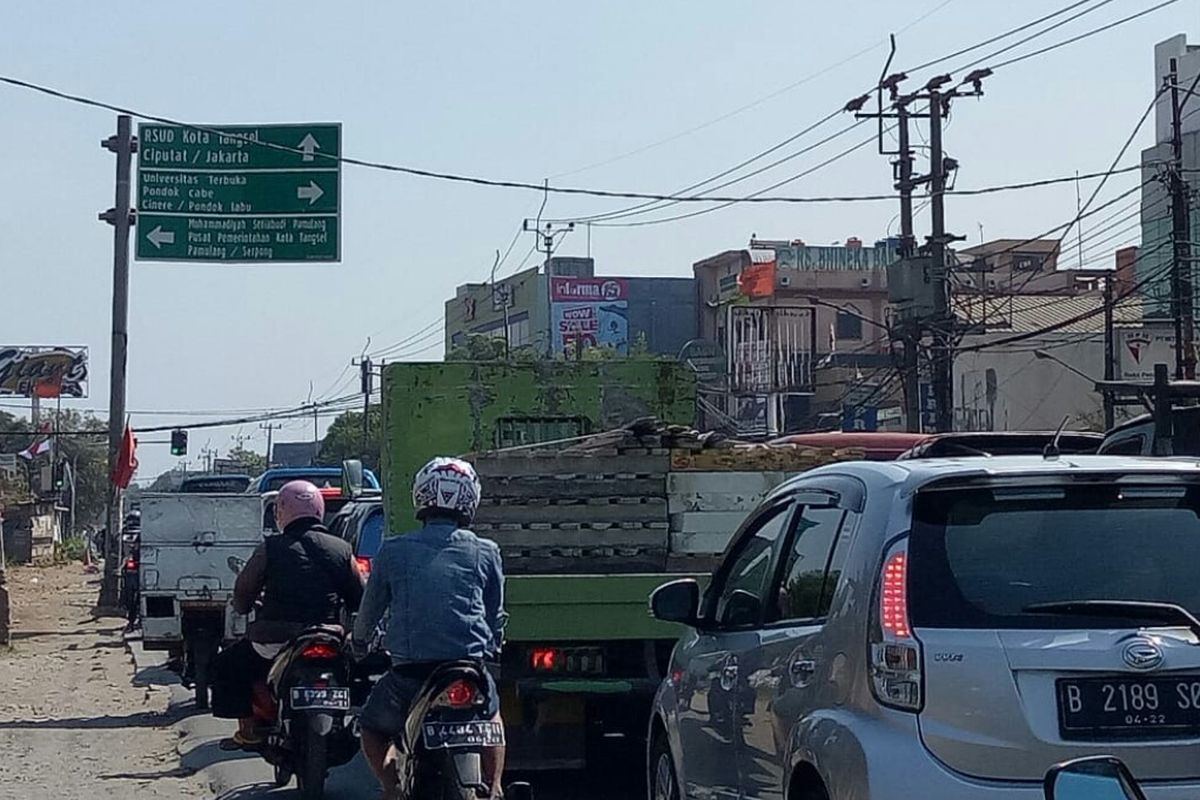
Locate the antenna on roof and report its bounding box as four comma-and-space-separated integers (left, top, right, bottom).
1043, 416, 1070, 460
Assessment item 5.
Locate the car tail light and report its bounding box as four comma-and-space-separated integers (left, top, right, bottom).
354, 556, 372, 578
301, 642, 340, 660
436, 679, 478, 708
531, 648, 560, 672
870, 547, 923, 711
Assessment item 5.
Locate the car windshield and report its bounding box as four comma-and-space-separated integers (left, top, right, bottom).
179, 476, 250, 493
908, 482, 1200, 629
357, 510, 385, 558
262, 474, 341, 493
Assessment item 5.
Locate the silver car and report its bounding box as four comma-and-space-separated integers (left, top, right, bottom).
647, 456, 1200, 800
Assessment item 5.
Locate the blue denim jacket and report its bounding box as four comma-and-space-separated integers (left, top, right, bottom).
352, 520, 505, 663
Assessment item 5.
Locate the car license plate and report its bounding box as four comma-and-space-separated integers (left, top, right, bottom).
1057, 676, 1200, 739
422, 721, 506, 750
289, 686, 350, 712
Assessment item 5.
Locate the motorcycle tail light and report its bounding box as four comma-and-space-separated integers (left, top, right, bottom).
301, 642, 339, 660
354, 556, 372, 578
124, 558, 138, 571
437, 679, 478, 708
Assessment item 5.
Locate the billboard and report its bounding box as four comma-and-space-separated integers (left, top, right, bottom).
1118, 325, 1191, 382
0, 347, 88, 398
550, 277, 629, 356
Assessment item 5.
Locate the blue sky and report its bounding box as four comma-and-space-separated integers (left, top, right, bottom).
1, 0, 1196, 478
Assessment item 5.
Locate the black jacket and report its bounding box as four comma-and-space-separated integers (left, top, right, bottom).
233, 519, 365, 643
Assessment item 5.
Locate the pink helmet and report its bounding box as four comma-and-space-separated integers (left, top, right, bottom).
275, 480, 326, 530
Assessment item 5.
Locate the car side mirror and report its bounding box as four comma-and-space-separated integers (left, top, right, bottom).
342, 459, 365, 500
1045, 757, 1145, 800
650, 579, 701, 626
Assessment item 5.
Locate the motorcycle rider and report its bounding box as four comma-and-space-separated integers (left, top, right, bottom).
352, 457, 506, 799
211, 480, 365, 750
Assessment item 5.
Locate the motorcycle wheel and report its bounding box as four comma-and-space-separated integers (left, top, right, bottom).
297, 726, 328, 800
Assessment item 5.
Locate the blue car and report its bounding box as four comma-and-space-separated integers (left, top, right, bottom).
248, 466, 380, 495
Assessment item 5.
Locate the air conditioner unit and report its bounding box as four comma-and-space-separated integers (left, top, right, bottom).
778, 274, 792, 287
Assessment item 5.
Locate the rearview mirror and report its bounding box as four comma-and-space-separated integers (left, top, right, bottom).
342, 459, 365, 500
1045, 757, 1145, 800
650, 579, 700, 626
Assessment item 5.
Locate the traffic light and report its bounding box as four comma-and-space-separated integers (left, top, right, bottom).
52, 460, 65, 491
170, 428, 188, 456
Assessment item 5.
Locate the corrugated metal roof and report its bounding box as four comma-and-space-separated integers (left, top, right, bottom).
953, 292, 1142, 334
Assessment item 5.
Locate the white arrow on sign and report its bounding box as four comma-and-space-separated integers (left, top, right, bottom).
297, 133, 320, 162
147, 225, 175, 249
297, 180, 325, 205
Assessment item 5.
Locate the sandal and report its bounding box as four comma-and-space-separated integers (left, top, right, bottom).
219, 731, 263, 751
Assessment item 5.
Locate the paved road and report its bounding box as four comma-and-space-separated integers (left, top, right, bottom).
131, 641, 646, 799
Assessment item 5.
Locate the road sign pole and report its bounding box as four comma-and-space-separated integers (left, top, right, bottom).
97, 115, 135, 611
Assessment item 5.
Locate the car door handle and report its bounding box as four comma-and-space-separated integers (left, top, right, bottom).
790, 659, 816, 677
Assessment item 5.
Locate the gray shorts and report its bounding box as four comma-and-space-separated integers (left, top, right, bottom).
359, 663, 499, 740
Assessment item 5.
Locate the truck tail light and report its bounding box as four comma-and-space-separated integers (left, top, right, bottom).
870, 547, 923, 711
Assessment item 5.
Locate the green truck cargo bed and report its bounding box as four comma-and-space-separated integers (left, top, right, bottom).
505, 573, 695, 641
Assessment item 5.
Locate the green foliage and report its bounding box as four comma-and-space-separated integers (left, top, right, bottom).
226, 445, 267, 474
56, 537, 87, 563
318, 407, 382, 473
0, 410, 108, 527
446, 334, 539, 362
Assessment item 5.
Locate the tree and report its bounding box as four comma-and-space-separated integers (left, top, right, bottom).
226, 445, 267, 474
446, 334, 538, 362
318, 407, 382, 473
0, 409, 108, 528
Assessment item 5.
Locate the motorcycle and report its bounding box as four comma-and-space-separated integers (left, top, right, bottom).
390, 660, 507, 800
1044, 756, 1145, 800
248, 624, 365, 799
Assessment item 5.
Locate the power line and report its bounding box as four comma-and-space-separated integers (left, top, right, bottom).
547, 0, 958, 181
950, 0, 1120, 73
990, 0, 1182, 71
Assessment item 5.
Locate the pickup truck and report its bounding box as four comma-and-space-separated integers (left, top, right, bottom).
138, 492, 264, 708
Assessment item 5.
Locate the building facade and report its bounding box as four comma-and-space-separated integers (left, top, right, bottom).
445, 257, 697, 358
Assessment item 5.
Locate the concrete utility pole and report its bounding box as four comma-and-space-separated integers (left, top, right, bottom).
1103, 275, 1116, 430
259, 422, 281, 468
97, 115, 136, 611
1167, 58, 1199, 380
359, 357, 373, 454
926, 82, 955, 433
523, 217, 574, 357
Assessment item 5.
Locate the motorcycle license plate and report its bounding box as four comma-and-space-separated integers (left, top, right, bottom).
422, 721, 505, 749
289, 686, 350, 712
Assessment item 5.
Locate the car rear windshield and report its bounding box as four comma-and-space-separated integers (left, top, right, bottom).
908, 482, 1200, 629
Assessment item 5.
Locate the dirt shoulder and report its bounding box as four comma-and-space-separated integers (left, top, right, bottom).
0, 562, 207, 800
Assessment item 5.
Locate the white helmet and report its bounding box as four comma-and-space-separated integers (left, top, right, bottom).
412, 457, 482, 523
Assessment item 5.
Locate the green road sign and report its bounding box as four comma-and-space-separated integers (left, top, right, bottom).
135, 123, 341, 263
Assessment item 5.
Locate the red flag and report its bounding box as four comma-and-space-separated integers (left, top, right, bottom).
111, 424, 138, 489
